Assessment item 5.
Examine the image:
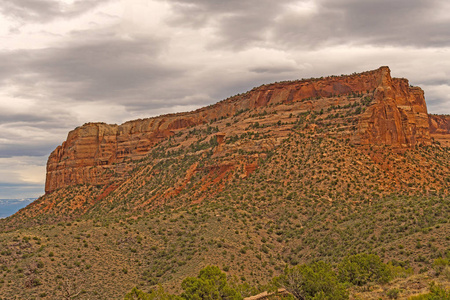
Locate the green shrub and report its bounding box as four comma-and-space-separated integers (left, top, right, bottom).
432, 258, 449, 275
181, 266, 242, 300
386, 288, 400, 299
279, 261, 348, 300
124, 286, 180, 300
338, 253, 391, 286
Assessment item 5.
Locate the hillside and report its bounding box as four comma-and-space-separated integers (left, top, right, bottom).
0, 67, 450, 299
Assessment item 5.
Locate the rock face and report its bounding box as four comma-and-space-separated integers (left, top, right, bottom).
45, 67, 436, 193
354, 67, 430, 147
429, 114, 450, 146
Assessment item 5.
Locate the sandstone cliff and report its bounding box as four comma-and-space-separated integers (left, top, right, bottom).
354, 67, 430, 147
429, 114, 450, 146
45, 67, 439, 193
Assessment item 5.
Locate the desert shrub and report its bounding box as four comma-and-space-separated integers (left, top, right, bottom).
408, 282, 450, 300
181, 266, 242, 300
432, 257, 449, 276
387, 261, 413, 279
386, 288, 400, 299
338, 253, 391, 286
278, 261, 348, 300
124, 286, 180, 300
443, 266, 450, 280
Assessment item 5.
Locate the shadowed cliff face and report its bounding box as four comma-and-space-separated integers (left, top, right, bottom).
45, 67, 436, 193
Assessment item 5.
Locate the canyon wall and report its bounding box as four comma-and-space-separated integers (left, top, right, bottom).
45, 67, 436, 193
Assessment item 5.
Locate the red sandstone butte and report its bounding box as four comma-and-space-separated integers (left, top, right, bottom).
354, 66, 430, 147
44, 67, 446, 193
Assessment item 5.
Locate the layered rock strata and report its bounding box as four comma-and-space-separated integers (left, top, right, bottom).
429, 114, 450, 146
45, 67, 436, 193
354, 67, 430, 147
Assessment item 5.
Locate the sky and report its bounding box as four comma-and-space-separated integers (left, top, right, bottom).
0, 0, 450, 199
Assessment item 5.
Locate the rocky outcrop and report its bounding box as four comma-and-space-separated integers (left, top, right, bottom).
428, 114, 450, 146
45, 67, 435, 193
354, 67, 430, 147
45, 118, 205, 192
429, 114, 450, 134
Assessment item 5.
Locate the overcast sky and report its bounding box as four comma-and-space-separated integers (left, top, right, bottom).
1, 0, 450, 199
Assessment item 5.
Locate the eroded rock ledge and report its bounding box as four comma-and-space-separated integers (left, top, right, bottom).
45, 67, 442, 193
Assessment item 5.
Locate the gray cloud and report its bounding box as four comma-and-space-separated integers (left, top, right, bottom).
0, 143, 56, 158
419, 83, 450, 114
0, 112, 57, 126
0, 50, 31, 83
0, 123, 68, 157
166, 0, 299, 49
0, 36, 186, 111
249, 66, 298, 74
0, 0, 114, 23
273, 0, 450, 49
0, 182, 43, 199
168, 0, 296, 19
165, 0, 450, 50
31, 41, 180, 102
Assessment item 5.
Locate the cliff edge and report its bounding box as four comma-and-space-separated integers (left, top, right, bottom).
45, 67, 437, 193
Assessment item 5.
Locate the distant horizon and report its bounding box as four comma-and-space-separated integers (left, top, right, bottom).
0, 198, 36, 219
